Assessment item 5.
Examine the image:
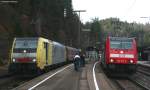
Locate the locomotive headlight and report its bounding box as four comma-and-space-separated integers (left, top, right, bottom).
130, 60, 133, 63
120, 51, 124, 54
32, 59, 36, 62
12, 59, 16, 62
23, 50, 27, 53
110, 59, 114, 63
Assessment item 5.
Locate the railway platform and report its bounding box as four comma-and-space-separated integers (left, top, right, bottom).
11, 59, 118, 90
0, 59, 147, 90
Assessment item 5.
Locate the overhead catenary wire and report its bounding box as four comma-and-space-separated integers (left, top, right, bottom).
124, 0, 137, 21
126, 0, 137, 15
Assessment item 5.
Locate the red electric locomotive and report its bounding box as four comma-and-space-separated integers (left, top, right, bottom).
101, 37, 138, 74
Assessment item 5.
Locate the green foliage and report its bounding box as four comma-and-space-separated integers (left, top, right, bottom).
84, 17, 150, 47
14, 21, 22, 37
91, 18, 100, 32
143, 32, 150, 46
0, 58, 4, 65
0, 0, 80, 61
91, 18, 102, 40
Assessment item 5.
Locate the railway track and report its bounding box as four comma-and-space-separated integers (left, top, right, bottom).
129, 72, 150, 90
101, 63, 150, 90
128, 64, 150, 90
113, 62, 150, 90
0, 74, 32, 90
0, 73, 13, 79
114, 79, 144, 90
137, 64, 150, 76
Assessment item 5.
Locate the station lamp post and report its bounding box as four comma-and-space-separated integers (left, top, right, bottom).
73, 10, 86, 48
82, 29, 91, 48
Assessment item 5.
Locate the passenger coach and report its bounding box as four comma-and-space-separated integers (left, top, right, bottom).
101, 37, 138, 73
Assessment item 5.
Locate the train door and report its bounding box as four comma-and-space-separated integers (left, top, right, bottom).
44, 42, 48, 64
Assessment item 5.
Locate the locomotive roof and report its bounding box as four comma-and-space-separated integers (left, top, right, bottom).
53, 41, 65, 47
15, 37, 38, 40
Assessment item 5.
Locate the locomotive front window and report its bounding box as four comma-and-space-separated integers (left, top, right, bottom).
110, 41, 121, 49
110, 40, 132, 49
121, 42, 132, 49
14, 39, 37, 49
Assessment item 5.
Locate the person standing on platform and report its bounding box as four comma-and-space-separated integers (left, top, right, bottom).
80, 53, 85, 67
73, 53, 81, 71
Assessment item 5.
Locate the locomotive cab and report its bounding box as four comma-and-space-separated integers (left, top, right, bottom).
9, 38, 38, 74
102, 37, 138, 74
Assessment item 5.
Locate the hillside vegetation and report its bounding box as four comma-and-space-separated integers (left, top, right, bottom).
0, 0, 79, 63
84, 18, 150, 49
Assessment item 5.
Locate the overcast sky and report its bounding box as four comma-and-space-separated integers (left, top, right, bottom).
72, 0, 150, 24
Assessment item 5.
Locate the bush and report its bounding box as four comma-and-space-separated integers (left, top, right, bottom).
0, 59, 4, 66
